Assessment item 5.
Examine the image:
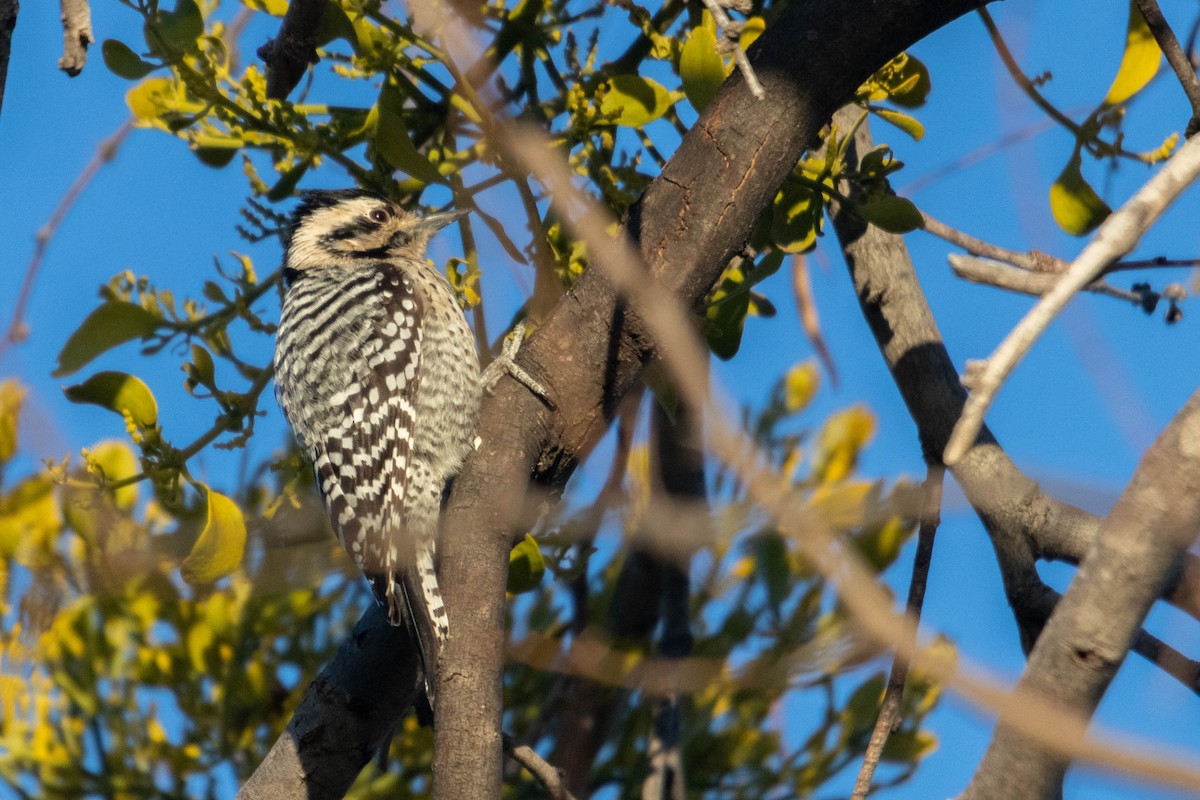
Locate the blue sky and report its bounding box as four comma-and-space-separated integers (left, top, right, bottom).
3, 0, 1200, 797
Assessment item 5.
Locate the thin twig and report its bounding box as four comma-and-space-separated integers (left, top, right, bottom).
58, 0, 93, 76
502, 735, 578, 800
851, 466, 944, 800
791, 255, 839, 388
948, 255, 1144, 305
697, 0, 764, 100
0, 120, 134, 360
1133, 0, 1200, 137
943, 132, 1200, 466
921, 213, 1051, 272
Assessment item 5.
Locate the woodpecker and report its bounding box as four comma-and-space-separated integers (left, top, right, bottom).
273, 188, 541, 705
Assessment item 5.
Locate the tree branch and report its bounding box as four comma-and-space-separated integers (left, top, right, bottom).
829, 106, 1200, 689
257, 0, 328, 100
1132, 0, 1200, 137
0, 0, 16, 117
963, 390, 1200, 800
234, 607, 423, 800
944, 132, 1200, 465
240, 1, 989, 795
851, 465, 944, 800
503, 735, 578, 800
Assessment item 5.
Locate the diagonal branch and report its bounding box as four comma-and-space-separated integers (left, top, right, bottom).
1133, 0, 1200, 137
963, 390, 1200, 800
943, 133, 1200, 465
238, 1, 989, 796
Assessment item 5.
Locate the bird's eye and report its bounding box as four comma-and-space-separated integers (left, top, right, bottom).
369, 208, 391, 224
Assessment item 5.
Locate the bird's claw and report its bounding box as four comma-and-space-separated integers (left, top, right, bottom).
481, 320, 554, 408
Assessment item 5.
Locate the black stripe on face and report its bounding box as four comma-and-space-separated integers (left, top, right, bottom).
326, 219, 380, 242
349, 229, 414, 260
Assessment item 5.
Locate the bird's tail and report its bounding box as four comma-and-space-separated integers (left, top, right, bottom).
372, 541, 449, 707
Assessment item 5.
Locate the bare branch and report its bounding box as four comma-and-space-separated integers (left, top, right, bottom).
948, 254, 1144, 305
921, 213, 1052, 272
944, 133, 1200, 465
0, 0, 16, 116
963, 390, 1200, 800
503, 735, 578, 800
791, 255, 839, 387
58, 0, 93, 76
697, 0, 764, 99
1133, 0, 1200, 137
851, 466, 944, 800
257, 0, 328, 100
0, 120, 133, 360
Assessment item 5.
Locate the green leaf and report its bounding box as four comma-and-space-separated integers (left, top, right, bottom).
752, 532, 790, 612
1050, 150, 1112, 236
772, 185, 823, 253
871, 107, 925, 141
1104, 2, 1161, 106
64, 372, 159, 430
267, 160, 311, 201
507, 533, 545, 594
54, 301, 160, 377
702, 268, 750, 360
145, 0, 204, 57
191, 134, 242, 168
600, 75, 677, 127
180, 488, 247, 585
102, 39, 156, 79
183, 344, 216, 395
888, 54, 931, 108
373, 108, 443, 184
680, 25, 725, 112
881, 729, 938, 763
315, 1, 359, 52
840, 673, 886, 743
857, 194, 924, 234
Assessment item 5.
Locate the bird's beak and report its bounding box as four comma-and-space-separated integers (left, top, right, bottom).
418, 208, 469, 233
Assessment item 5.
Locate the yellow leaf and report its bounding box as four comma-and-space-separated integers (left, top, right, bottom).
680, 24, 725, 112
507, 533, 545, 594
84, 440, 140, 510
0, 381, 24, 464
740, 16, 765, 50
599, 75, 678, 127
783, 361, 819, 412
1050, 149, 1112, 236
64, 371, 159, 431
180, 488, 246, 585
814, 406, 875, 483
1104, 2, 1161, 106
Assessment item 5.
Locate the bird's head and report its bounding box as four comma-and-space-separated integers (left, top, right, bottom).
283, 189, 465, 275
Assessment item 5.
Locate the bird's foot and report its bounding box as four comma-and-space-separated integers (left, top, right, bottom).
481, 320, 554, 408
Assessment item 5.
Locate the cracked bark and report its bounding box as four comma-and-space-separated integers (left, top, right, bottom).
238, 1, 988, 797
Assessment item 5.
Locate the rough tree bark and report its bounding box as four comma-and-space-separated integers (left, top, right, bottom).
431, 2, 988, 798
239, 1, 989, 797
